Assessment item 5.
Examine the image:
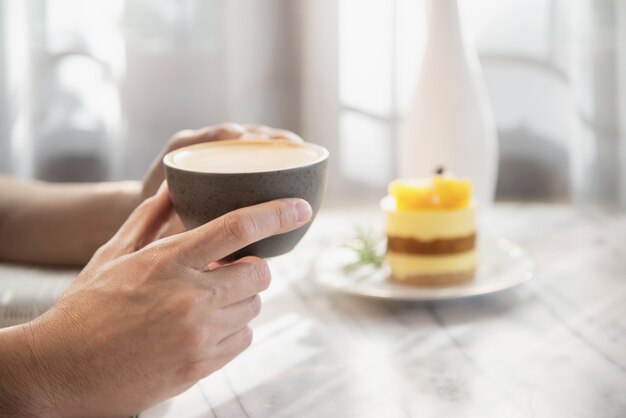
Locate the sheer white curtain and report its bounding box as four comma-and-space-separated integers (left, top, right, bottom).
301, 0, 626, 206
2, 0, 625, 206
0, 0, 299, 181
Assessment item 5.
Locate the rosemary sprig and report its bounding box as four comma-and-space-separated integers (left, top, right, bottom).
342, 227, 385, 274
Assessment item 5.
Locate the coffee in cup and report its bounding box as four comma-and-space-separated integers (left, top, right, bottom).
169, 141, 324, 174
163, 139, 329, 259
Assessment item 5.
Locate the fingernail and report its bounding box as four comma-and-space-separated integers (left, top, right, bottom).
295, 200, 312, 223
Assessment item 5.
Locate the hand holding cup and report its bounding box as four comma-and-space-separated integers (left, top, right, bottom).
2, 185, 312, 416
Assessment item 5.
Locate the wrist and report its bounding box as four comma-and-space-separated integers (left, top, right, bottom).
0, 323, 54, 416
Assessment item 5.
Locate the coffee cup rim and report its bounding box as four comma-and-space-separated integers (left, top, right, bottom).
163, 139, 329, 174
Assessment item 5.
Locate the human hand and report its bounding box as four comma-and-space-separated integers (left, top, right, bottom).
12, 184, 312, 417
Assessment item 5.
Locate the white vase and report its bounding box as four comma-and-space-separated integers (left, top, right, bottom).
399, 0, 498, 206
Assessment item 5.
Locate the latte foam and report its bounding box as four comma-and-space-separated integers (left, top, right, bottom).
165, 140, 326, 174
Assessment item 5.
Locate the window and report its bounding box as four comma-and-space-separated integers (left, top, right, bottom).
304, 0, 583, 202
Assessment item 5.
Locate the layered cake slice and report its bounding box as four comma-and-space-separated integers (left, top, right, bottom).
382, 172, 476, 286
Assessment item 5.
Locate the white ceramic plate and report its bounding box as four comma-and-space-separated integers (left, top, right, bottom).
313, 238, 534, 301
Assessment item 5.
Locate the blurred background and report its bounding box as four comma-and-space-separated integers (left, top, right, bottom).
0, 0, 624, 206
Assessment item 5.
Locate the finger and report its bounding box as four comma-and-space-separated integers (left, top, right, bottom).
217, 326, 254, 356
99, 183, 173, 261
200, 257, 271, 308
269, 129, 304, 143
241, 125, 303, 143
173, 198, 312, 269
191, 326, 253, 376
156, 212, 186, 240
171, 123, 245, 151
206, 123, 246, 141
242, 123, 271, 134
200, 258, 231, 273
211, 295, 262, 340
241, 124, 271, 140
241, 131, 270, 140
205, 259, 228, 271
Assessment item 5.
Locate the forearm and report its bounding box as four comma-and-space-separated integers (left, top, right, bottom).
0, 176, 141, 266
0, 324, 52, 416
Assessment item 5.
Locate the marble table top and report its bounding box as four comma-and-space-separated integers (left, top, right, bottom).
1, 203, 625, 417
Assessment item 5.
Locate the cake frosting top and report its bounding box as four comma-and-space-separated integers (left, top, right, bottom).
388, 173, 473, 211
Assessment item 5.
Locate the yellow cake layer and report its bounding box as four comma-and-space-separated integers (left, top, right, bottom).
386, 250, 477, 279
381, 196, 476, 240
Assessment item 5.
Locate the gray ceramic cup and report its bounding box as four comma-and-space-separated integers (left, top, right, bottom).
163, 139, 329, 259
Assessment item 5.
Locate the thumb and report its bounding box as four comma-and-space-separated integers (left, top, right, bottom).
96, 182, 173, 263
